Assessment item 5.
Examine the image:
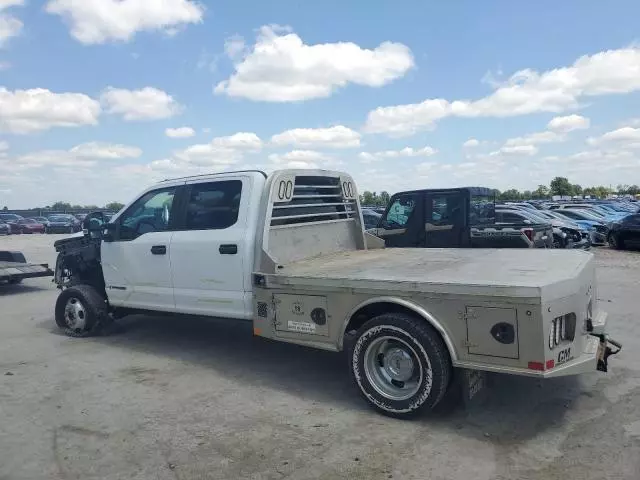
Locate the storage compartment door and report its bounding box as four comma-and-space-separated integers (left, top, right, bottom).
273, 294, 329, 337
466, 306, 519, 359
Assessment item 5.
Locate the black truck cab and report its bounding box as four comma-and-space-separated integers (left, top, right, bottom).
374, 187, 552, 248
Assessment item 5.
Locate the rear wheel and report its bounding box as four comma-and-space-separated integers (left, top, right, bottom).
348, 312, 451, 417
55, 285, 109, 337
608, 232, 624, 250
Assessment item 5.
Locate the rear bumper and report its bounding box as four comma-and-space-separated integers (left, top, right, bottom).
455, 311, 621, 378
566, 238, 591, 249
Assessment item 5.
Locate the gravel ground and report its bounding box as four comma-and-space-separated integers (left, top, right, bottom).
1, 234, 639, 480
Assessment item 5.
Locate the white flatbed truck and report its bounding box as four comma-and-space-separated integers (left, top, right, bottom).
52, 169, 621, 416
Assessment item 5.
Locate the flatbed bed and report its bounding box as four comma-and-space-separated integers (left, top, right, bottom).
0, 251, 54, 284
266, 248, 593, 302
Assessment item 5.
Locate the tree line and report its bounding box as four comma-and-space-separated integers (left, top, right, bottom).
359, 177, 640, 204
1, 201, 125, 212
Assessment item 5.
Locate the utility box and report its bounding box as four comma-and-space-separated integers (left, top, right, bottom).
466, 306, 520, 359
273, 294, 330, 337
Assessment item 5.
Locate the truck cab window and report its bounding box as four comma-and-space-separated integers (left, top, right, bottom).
185, 180, 243, 230
118, 187, 176, 240
385, 195, 416, 228
429, 195, 463, 225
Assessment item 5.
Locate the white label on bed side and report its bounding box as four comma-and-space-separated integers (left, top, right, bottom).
287, 320, 316, 334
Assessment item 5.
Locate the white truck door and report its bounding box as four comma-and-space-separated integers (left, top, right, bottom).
101, 185, 179, 311
169, 177, 251, 319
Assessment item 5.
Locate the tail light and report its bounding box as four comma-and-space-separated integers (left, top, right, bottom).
523, 228, 534, 241
549, 313, 577, 349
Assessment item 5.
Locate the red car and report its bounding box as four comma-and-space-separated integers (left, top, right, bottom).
17, 218, 46, 234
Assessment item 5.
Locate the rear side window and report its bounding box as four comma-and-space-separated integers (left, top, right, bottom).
429, 194, 464, 225
185, 180, 242, 230
498, 212, 523, 223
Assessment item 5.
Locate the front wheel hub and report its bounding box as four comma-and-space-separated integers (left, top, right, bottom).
64, 297, 87, 330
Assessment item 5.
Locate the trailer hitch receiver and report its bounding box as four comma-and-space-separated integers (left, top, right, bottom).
594, 335, 622, 373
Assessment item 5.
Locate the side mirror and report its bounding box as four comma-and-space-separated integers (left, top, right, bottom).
83, 211, 105, 231
101, 222, 116, 242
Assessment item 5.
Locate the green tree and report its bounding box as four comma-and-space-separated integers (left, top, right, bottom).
627, 185, 640, 195
379, 191, 390, 206
500, 189, 522, 200
105, 202, 125, 211
51, 201, 72, 211
361, 191, 377, 205
2, 206, 7, 211
532, 185, 550, 199
572, 184, 583, 196
550, 177, 573, 196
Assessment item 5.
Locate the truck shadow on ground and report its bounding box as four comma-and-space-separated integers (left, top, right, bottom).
74, 313, 590, 442
0, 283, 49, 296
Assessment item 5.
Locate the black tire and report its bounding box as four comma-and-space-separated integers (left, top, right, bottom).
608, 233, 624, 250
348, 312, 452, 417
55, 285, 109, 337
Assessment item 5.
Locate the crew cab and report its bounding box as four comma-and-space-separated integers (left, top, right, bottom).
52, 169, 620, 416
372, 187, 552, 249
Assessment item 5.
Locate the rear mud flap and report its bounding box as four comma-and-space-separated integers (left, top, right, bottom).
594, 335, 622, 373
456, 368, 489, 407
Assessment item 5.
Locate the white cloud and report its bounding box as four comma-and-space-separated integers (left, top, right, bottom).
212, 132, 263, 150
0, 0, 24, 48
498, 144, 539, 156
587, 126, 640, 149
11, 141, 141, 168
462, 138, 480, 148
547, 114, 590, 133
170, 132, 262, 167
165, 126, 195, 138
365, 46, 640, 135
0, 1, 24, 9
268, 150, 333, 169
214, 25, 414, 102
358, 146, 437, 163
224, 34, 246, 60
271, 125, 361, 148
0, 87, 101, 133
503, 130, 564, 148
0, 140, 7, 150
45, 0, 204, 44
100, 87, 183, 121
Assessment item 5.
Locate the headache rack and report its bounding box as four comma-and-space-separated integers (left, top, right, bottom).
270, 175, 357, 227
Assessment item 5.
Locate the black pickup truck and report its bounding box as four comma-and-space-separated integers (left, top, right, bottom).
371, 187, 553, 248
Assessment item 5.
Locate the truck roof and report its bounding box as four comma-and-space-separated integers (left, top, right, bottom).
160, 169, 267, 182
391, 186, 495, 197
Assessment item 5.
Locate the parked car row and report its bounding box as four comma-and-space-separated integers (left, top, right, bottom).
499, 199, 640, 250
0, 213, 82, 235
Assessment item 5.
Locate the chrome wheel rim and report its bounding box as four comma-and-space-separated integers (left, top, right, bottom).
64, 297, 87, 330
363, 336, 425, 401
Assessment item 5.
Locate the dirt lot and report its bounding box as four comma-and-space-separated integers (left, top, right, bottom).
1, 234, 639, 480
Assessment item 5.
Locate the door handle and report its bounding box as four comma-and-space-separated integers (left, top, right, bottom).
151, 245, 166, 255
219, 244, 238, 255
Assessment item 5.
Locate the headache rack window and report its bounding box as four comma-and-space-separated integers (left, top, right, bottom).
271, 175, 357, 227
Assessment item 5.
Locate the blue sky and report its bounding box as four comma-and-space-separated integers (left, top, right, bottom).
1, 0, 640, 207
